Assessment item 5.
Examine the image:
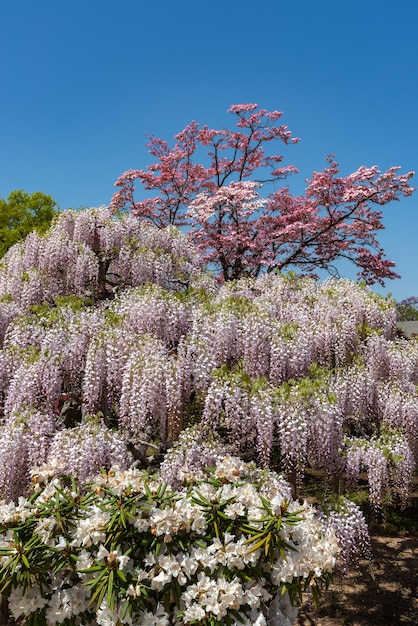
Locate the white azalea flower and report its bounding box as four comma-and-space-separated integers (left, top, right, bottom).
8, 585, 49, 620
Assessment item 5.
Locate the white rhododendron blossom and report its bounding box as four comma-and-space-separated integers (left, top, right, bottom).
0, 457, 340, 625
8, 585, 49, 620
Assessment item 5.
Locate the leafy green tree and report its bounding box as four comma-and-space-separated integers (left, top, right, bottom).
0, 189, 58, 257
396, 296, 418, 321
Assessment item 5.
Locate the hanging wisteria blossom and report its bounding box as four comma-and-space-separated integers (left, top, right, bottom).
0, 206, 416, 623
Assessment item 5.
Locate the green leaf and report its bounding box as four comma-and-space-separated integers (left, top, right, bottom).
264, 531, 271, 557
89, 578, 107, 609
107, 570, 114, 609
116, 568, 127, 582
84, 568, 107, 590
21, 554, 30, 569
246, 537, 266, 554
79, 565, 103, 573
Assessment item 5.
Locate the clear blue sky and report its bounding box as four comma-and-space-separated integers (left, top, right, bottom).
1, 0, 417, 300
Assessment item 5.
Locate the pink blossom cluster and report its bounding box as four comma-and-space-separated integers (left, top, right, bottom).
111, 104, 414, 284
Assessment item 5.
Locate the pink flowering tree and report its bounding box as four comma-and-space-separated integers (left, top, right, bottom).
111, 104, 414, 284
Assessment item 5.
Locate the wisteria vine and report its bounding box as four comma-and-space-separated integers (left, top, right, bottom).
0, 208, 416, 623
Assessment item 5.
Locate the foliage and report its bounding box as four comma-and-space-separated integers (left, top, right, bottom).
0, 190, 58, 258
0, 208, 416, 621
396, 296, 418, 321
0, 457, 339, 625
111, 104, 415, 284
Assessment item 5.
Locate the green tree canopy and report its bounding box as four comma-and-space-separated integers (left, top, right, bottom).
396, 296, 418, 321
0, 189, 58, 257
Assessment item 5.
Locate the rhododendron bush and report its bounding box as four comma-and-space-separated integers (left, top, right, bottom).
0, 203, 417, 622
0, 457, 341, 625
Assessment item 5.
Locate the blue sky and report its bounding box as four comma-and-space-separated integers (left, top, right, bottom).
1, 0, 417, 300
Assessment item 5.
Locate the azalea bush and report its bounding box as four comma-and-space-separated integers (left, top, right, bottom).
0, 456, 343, 625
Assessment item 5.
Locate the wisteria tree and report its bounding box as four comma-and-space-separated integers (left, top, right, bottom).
111, 104, 414, 283
0, 208, 415, 511
0, 207, 417, 624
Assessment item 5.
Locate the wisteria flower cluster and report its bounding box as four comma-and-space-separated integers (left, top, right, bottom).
0, 208, 415, 588
344, 427, 415, 507
0, 457, 339, 625
0, 217, 415, 511
0, 206, 202, 312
